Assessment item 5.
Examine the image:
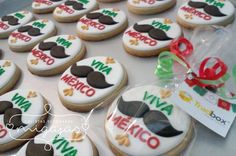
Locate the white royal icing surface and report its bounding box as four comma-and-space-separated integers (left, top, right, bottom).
16, 130, 94, 156
105, 85, 191, 156
122, 18, 182, 52
0, 89, 46, 144
27, 35, 83, 72
128, 0, 174, 8
177, 0, 235, 25
77, 8, 127, 35
0, 11, 34, 36
58, 56, 124, 104
8, 19, 56, 48
0, 60, 17, 89
32, 0, 67, 10
53, 0, 98, 18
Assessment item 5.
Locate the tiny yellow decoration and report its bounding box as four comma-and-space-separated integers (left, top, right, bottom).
112, 8, 120, 12
63, 88, 74, 96
30, 59, 39, 65
106, 57, 115, 64
164, 18, 173, 24
2, 61, 11, 67
179, 90, 192, 102
71, 131, 84, 142
56, 8, 63, 14
132, 0, 140, 4
160, 89, 172, 99
34, 2, 41, 7
22, 10, 29, 14
27, 91, 37, 98
42, 19, 49, 23
10, 38, 17, 43
68, 35, 77, 40
115, 134, 130, 147
81, 25, 89, 31
184, 14, 193, 20
129, 38, 139, 46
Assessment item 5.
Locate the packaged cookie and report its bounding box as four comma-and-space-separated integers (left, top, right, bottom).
76, 8, 128, 41
53, 0, 99, 23
122, 18, 182, 57
105, 85, 193, 156
32, 0, 67, 14
177, 0, 235, 29
8, 19, 57, 52
58, 56, 128, 112
0, 89, 50, 152
27, 35, 86, 76
127, 0, 176, 15
0, 60, 21, 95
0, 10, 34, 39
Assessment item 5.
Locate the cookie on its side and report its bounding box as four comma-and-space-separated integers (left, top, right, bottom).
32, 0, 67, 14
16, 130, 99, 156
27, 35, 86, 76
97, 0, 123, 2
0, 11, 34, 39
105, 85, 193, 156
77, 8, 128, 41
8, 19, 57, 52
0, 89, 50, 152
127, 0, 176, 15
58, 56, 128, 112
122, 18, 182, 57
53, 0, 99, 23
177, 0, 235, 29
0, 60, 21, 95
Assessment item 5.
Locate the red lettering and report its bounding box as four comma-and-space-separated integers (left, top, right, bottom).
125, 30, 157, 46
11, 32, 31, 42
139, 131, 151, 142
79, 17, 105, 30
147, 136, 160, 149
59, 5, 74, 14
0, 21, 9, 30
34, 0, 53, 5
0, 124, 7, 138
31, 49, 55, 65
181, 6, 212, 21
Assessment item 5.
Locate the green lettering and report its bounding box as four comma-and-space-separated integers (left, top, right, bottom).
78, 0, 89, 4
56, 37, 72, 48
0, 68, 5, 76
161, 105, 173, 115
91, 60, 112, 75
102, 9, 117, 17
65, 149, 77, 156
32, 21, 46, 29
11, 93, 31, 112
14, 13, 25, 19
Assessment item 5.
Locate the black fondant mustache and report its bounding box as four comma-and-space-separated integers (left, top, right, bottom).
65, 0, 85, 10
26, 139, 54, 156
0, 101, 27, 130
50, 0, 63, 2
117, 97, 183, 137
18, 25, 43, 36
38, 41, 70, 59
86, 12, 118, 25
1, 15, 20, 26
133, 23, 173, 41
70, 64, 114, 89
188, 1, 226, 17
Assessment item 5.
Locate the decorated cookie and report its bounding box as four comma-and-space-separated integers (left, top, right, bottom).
27, 35, 86, 76
105, 85, 193, 156
0, 89, 50, 152
58, 56, 128, 112
0, 60, 21, 95
16, 130, 98, 156
8, 19, 57, 52
177, 0, 235, 29
32, 0, 67, 14
122, 18, 182, 57
127, 0, 176, 15
97, 0, 123, 3
53, 0, 99, 23
76, 8, 128, 41
0, 11, 34, 39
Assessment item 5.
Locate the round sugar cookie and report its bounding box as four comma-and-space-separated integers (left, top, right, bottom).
105, 85, 193, 156
0, 60, 21, 95
177, 0, 235, 29
127, 0, 176, 15
32, 0, 67, 14
0, 89, 50, 152
97, 0, 123, 2
58, 56, 128, 112
0, 11, 34, 39
8, 19, 57, 52
53, 0, 99, 23
16, 130, 98, 156
122, 18, 182, 57
77, 8, 128, 41
27, 35, 86, 76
